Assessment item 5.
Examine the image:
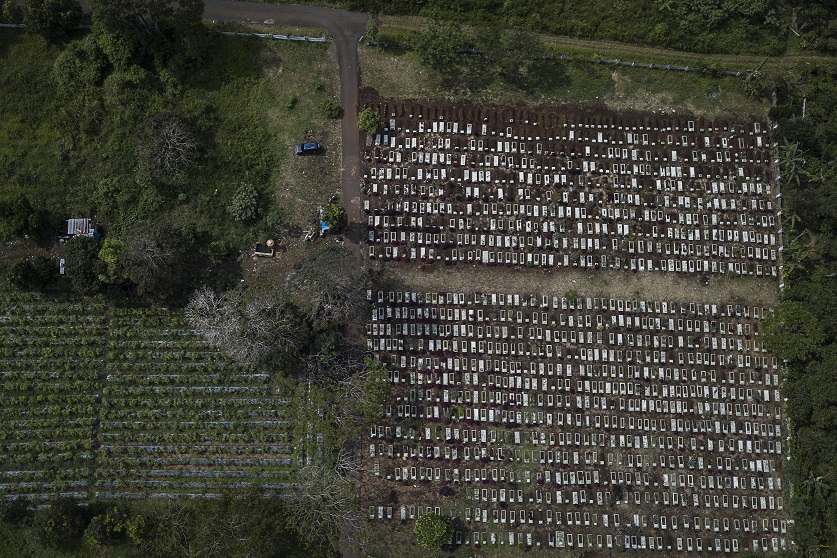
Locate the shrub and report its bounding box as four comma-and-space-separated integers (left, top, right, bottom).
64, 236, 104, 295
320, 98, 341, 119
357, 107, 384, 135
0, 196, 51, 241
23, 0, 82, 41
228, 183, 259, 223
365, 17, 379, 41
414, 513, 453, 549
322, 202, 347, 232
208, 239, 235, 260
97, 239, 125, 282
8, 255, 56, 291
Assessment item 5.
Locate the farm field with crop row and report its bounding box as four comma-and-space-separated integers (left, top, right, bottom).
0, 294, 292, 502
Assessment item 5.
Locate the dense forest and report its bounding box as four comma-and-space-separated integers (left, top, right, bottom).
764, 62, 837, 555
0, 490, 333, 557
336, 0, 837, 56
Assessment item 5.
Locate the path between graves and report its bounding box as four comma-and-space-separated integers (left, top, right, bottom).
377, 265, 778, 308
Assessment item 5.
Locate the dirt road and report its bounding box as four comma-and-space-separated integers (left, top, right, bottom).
77, 0, 367, 224
203, 1, 367, 224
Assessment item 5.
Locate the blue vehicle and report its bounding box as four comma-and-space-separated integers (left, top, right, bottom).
295, 142, 321, 155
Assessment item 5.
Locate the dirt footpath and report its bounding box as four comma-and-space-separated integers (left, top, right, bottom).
375, 262, 778, 307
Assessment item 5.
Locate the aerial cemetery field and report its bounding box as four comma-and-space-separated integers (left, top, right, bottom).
359, 94, 788, 555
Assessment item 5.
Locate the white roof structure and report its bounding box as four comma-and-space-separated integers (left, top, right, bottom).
66, 218, 93, 236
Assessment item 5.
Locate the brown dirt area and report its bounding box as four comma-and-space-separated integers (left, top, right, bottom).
374, 263, 778, 308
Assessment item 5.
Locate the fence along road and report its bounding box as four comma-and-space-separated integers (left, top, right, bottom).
203, 2, 368, 224
76, 1, 368, 225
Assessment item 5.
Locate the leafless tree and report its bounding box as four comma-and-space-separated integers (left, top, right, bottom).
123, 227, 174, 277
334, 446, 364, 475
138, 115, 197, 180
140, 500, 192, 558
284, 461, 364, 552
118, 222, 191, 300
301, 353, 388, 432
156, 118, 196, 176
184, 286, 228, 345
185, 286, 298, 365
289, 245, 369, 331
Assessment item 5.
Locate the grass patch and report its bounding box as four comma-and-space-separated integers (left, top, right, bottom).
359, 44, 768, 119
0, 28, 340, 274
0, 32, 67, 212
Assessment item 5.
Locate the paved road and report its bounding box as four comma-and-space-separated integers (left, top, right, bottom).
203, 1, 368, 224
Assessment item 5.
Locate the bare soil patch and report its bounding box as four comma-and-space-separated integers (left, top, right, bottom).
376, 263, 778, 308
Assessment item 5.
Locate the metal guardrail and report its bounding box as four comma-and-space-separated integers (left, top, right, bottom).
219, 30, 326, 42
0, 22, 326, 42
554, 55, 749, 77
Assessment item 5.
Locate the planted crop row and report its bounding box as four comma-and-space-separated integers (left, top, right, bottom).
0, 294, 293, 498
100, 445, 290, 456
0, 427, 91, 443
0, 347, 103, 359
100, 407, 284, 421
0, 336, 104, 348
100, 431, 289, 445
0, 359, 101, 372
102, 419, 287, 430
1, 369, 100, 381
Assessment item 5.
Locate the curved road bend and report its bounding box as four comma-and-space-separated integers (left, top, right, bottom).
203, 2, 368, 224
78, 1, 368, 223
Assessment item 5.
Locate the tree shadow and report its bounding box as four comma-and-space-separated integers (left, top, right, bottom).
440, 56, 495, 96
185, 33, 265, 91
506, 59, 571, 97
0, 28, 25, 60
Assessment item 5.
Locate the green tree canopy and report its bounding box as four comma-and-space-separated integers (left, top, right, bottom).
64, 235, 104, 295
478, 25, 544, 80
414, 20, 465, 74
357, 107, 384, 135
228, 183, 259, 223
0, 196, 51, 241
414, 513, 453, 549
23, 0, 82, 41
288, 245, 367, 331
97, 238, 125, 282
52, 33, 110, 91
322, 202, 347, 232
33, 498, 87, 550
761, 300, 826, 362
8, 255, 57, 291
89, 0, 206, 74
